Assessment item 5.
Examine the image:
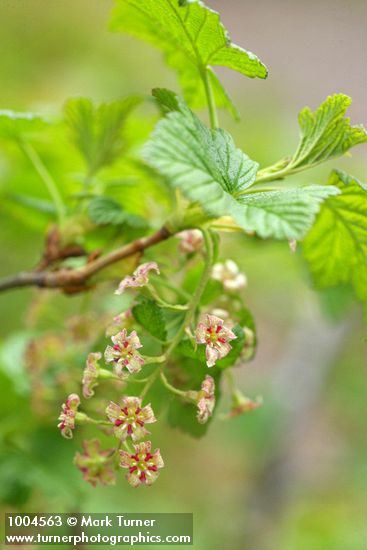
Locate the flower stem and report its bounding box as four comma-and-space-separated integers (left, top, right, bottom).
146, 284, 188, 310
99, 369, 120, 381
123, 440, 134, 454
160, 371, 187, 398
139, 369, 160, 400
150, 276, 191, 301
225, 369, 236, 392
83, 417, 111, 427
202, 68, 219, 130
139, 229, 215, 400
142, 355, 166, 365
127, 377, 150, 384
19, 139, 67, 225
169, 228, 214, 351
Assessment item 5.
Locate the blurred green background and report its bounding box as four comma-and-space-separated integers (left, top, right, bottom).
0, 1, 366, 549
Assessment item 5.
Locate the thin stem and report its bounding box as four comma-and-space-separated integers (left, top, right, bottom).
127, 377, 150, 384
254, 159, 326, 186
139, 229, 215, 401
210, 222, 244, 232
87, 418, 111, 426
139, 369, 161, 401
146, 284, 189, 310
0, 225, 172, 292
254, 167, 292, 185
150, 276, 191, 301
225, 369, 236, 392
168, 228, 214, 355
160, 371, 187, 398
202, 68, 219, 130
111, 441, 123, 467
19, 139, 67, 224
99, 369, 121, 381
123, 440, 134, 454
142, 355, 166, 365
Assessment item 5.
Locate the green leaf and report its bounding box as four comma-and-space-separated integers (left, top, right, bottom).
0, 110, 48, 140
145, 93, 339, 239
291, 94, 367, 169
7, 193, 56, 215
110, 0, 267, 117
132, 298, 167, 341
303, 170, 367, 302
145, 92, 259, 195
103, 158, 174, 222
64, 96, 141, 176
257, 94, 367, 184
236, 185, 340, 240
152, 88, 182, 115
88, 196, 147, 227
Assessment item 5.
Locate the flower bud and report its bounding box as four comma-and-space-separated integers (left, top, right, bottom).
82, 352, 102, 399
57, 393, 80, 439
177, 229, 204, 253
196, 375, 216, 424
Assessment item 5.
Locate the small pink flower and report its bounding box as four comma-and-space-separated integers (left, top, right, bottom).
104, 330, 145, 376
82, 352, 101, 399
74, 439, 116, 487
57, 393, 80, 439
106, 396, 156, 442
115, 262, 160, 295
177, 229, 203, 253
119, 441, 164, 487
212, 260, 247, 291
196, 375, 216, 424
196, 314, 237, 367
105, 309, 133, 337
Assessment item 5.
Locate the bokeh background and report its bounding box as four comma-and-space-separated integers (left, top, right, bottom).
0, 1, 366, 549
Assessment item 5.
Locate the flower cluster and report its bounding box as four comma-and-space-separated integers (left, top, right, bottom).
58, 252, 258, 489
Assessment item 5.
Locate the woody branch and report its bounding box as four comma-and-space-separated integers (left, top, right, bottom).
0, 226, 172, 293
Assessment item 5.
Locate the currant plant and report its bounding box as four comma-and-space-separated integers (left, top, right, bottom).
1, 0, 366, 490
